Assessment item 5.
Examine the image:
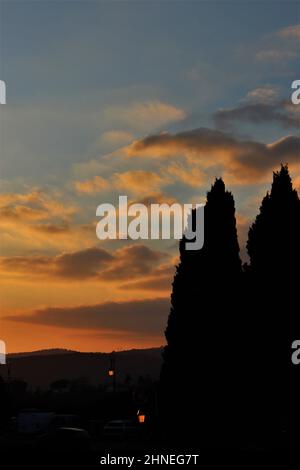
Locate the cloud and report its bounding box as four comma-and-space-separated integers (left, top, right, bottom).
120, 263, 175, 291
256, 23, 300, 62
31, 223, 71, 234
0, 247, 113, 280
97, 245, 168, 281
74, 175, 109, 194
0, 204, 48, 222
5, 298, 170, 335
124, 127, 300, 184
112, 170, 169, 195
243, 86, 280, 104
134, 193, 178, 206
74, 164, 205, 196
0, 189, 78, 222
104, 100, 186, 132
98, 130, 135, 148
214, 101, 300, 131
277, 24, 300, 39
74, 170, 170, 195
0, 244, 169, 282
0, 188, 88, 254
126, 127, 237, 159
255, 49, 297, 61
54, 247, 114, 279
120, 277, 172, 291
166, 162, 205, 188
214, 87, 299, 130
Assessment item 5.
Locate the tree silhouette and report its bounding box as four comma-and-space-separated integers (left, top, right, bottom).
247, 164, 300, 273
160, 167, 300, 448
245, 164, 300, 444
160, 178, 243, 446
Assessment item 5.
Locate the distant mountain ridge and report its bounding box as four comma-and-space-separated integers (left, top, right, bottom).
2, 347, 163, 389
8, 348, 77, 358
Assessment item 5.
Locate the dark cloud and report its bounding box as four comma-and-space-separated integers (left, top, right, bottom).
0, 247, 113, 280
5, 298, 169, 335
55, 247, 114, 279
0, 245, 169, 282
134, 193, 177, 206
31, 223, 71, 234
214, 101, 300, 131
239, 135, 300, 172
127, 127, 300, 182
129, 127, 238, 155
99, 245, 167, 281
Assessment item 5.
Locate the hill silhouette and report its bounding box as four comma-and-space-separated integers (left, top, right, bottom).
9, 348, 76, 358
3, 348, 163, 389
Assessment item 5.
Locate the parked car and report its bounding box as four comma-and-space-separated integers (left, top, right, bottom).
37, 427, 91, 450
17, 410, 55, 435
103, 419, 138, 440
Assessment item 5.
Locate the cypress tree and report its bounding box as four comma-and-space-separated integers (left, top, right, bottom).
246, 164, 300, 445
161, 178, 242, 446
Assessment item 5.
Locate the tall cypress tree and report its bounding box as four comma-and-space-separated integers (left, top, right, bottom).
160, 178, 242, 446
247, 164, 300, 274
246, 164, 300, 445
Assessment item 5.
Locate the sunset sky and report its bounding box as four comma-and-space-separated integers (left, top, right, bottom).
0, 1, 299, 353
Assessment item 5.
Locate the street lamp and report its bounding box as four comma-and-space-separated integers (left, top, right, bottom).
137, 410, 146, 424
108, 351, 116, 391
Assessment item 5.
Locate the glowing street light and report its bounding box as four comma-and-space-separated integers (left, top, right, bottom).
108, 351, 116, 391
137, 410, 146, 424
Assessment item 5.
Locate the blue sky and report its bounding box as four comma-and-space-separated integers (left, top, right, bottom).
2, 2, 299, 105
1, 1, 299, 179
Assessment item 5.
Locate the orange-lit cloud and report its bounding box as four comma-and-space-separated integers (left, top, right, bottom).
277, 24, 300, 39
74, 171, 169, 196
0, 189, 78, 223
166, 162, 205, 187
74, 164, 206, 196
125, 128, 300, 184
104, 100, 186, 132
74, 175, 109, 194
112, 170, 169, 195
0, 188, 97, 254
4, 297, 170, 336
